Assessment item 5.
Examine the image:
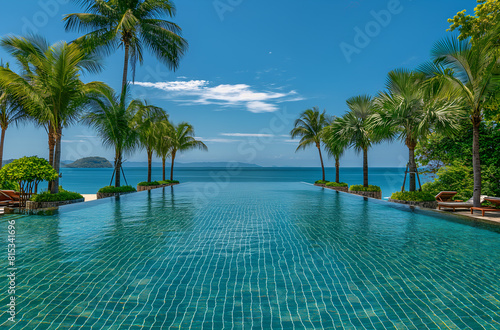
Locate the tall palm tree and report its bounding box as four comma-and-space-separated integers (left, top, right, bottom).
422, 35, 500, 206
165, 122, 207, 181
327, 95, 376, 187
290, 107, 329, 181
0, 35, 105, 193
131, 102, 168, 182
64, 0, 188, 93
373, 69, 465, 191
322, 119, 347, 184
154, 120, 172, 181
84, 86, 140, 187
0, 63, 25, 168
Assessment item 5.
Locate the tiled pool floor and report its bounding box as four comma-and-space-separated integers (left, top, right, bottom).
1, 183, 499, 329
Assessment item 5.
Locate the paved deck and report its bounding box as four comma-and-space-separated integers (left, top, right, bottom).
436, 208, 500, 226
82, 194, 97, 202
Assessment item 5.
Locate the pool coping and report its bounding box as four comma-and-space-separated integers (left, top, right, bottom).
306, 182, 500, 233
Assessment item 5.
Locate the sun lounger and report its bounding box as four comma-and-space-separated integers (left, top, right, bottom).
0, 190, 20, 207
437, 195, 487, 211
435, 191, 458, 202
470, 207, 500, 216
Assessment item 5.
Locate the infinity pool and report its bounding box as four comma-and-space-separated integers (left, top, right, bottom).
1, 183, 499, 329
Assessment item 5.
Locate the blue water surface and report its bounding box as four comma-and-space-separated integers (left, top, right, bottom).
1, 182, 498, 329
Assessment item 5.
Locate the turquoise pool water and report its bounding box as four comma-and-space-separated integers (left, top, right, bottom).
1, 183, 499, 329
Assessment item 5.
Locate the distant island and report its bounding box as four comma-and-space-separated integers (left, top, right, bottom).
64, 157, 113, 168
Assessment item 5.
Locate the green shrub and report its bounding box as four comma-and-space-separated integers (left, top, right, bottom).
349, 184, 381, 192
137, 181, 160, 186
158, 180, 180, 185
390, 191, 436, 202
31, 190, 83, 202
315, 180, 329, 184
0, 180, 19, 191
326, 182, 348, 187
98, 186, 137, 194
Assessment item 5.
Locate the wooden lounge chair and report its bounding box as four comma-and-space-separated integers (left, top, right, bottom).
437, 195, 487, 211
470, 197, 500, 216
435, 191, 457, 202
0, 190, 20, 207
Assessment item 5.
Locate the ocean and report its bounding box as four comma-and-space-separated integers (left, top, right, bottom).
58, 167, 432, 198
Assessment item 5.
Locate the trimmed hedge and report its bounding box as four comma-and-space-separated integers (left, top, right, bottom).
137, 181, 160, 186
350, 185, 381, 192
31, 190, 83, 202
159, 180, 180, 184
315, 180, 330, 184
98, 185, 137, 194
326, 182, 348, 187
391, 191, 435, 202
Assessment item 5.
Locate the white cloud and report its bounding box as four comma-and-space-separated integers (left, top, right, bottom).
196, 137, 241, 143
133, 80, 302, 113
220, 133, 274, 138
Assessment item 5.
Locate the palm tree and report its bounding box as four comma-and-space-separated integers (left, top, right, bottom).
373, 69, 465, 191
322, 119, 347, 184
290, 107, 329, 181
64, 0, 188, 93
327, 95, 376, 187
131, 103, 168, 182
422, 35, 500, 206
154, 120, 172, 181
0, 63, 25, 168
165, 122, 207, 181
83, 86, 140, 187
0, 35, 105, 193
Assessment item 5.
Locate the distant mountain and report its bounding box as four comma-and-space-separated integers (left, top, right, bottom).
64, 157, 113, 168
122, 161, 261, 168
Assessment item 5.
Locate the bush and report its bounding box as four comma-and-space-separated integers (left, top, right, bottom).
326, 182, 348, 187
98, 186, 136, 194
349, 184, 381, 192
158, 180, 180, 184
315, 180, 329, 184
31, 190, 83, 202
390, 191, 436, 202
137, 181, 160, 186
0, 180, 19, 191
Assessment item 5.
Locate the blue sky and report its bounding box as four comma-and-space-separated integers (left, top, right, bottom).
0, 0, 474, 167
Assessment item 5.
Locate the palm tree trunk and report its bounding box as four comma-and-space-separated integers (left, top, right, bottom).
407, 141, 417, 192
472, 116, 482, 207
162, 156, 166, 181
47, 126, 55, 191
316, 143, 325, 181
0, 127, 6, 169
170, 150, 176, 181
50, 126, 62, 194
363, 148, 368, 187
147, 148, 153, 183
121, 42, 130, 95
114, 148, 121, 187
335, 156, 340, 183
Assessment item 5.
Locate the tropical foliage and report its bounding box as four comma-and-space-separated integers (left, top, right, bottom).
31, 189, 83, 202
164, 122, 207, 180
349, 184, 381, 192
97, 185, 136, 193
0, 35, 106, 193
290, 107, 329, 181
390, 191, 436, 202
64, 0, 187, 92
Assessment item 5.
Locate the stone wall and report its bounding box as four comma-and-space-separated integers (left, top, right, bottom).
137, 183, 179, 192
349, 190, 382, 200
388, 199, 437, 209
97, 191, 135, 199
25, 198, 84, 210
325, 186, 349, 192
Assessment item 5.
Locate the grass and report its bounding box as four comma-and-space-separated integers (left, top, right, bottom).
391, 191, 435, 202
315, 180, 329, 184
326, 182, 348, 187
137, 181, 161, 186
350, 184, 381, 192
159, 180, 180, 184
98, 185, 137, 194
